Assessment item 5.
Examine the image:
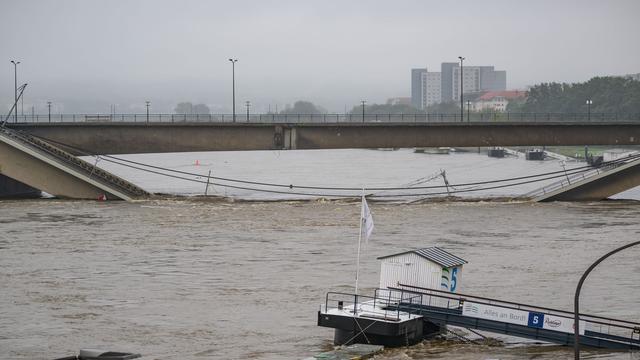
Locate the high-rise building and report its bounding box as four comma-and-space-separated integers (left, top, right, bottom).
421, 71, 441, 108
411, 68, 427, 109
447, 65, 506, 102
411, 62, 507, 109
440, 62, 458, 104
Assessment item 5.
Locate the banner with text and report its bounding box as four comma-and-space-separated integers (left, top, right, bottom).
462, 302, 585, 335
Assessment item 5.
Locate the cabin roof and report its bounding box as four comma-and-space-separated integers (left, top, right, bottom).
377, 247, 467, 268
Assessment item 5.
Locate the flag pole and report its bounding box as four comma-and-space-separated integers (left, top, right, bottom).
355, 189, 365, 297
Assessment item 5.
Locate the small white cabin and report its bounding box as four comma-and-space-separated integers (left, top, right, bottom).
377, 247, 467, 294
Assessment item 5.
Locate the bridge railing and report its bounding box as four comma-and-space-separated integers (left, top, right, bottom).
392, 284, 640, 342
0, 127, 147, 197
4, 112, 640, 124
524, 153, 640, 198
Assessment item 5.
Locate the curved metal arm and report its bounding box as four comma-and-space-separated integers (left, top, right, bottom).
574, 240, 640, 359
2, 83, 27, 126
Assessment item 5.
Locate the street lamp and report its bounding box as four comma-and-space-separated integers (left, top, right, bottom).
466, 100, 471, 122
458, 56, 465, 123
586, 99, 593, 121
361, 100, 366, 123
11, 60, 20, 123
47, 101, 52, 123
573, 240, 640, 359
145, 101, 151, 123
228, 58, 238, 122
245, 101, 251, 122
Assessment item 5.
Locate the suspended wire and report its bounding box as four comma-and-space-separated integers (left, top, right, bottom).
27, 133, 640, 198
31, 133, 635, 191
98, 156, 356, 198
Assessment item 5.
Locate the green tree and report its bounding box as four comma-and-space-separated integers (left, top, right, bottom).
348, 103, 423, 115
193, 104, 210, 114
174, 102, 210, 114
425, 101, 459, 114
280, 100, 327, 114
521, 77, 640, 114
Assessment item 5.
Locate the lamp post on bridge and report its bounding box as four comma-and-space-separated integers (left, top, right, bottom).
145, 101, 150, 123
228, 58, 238, 122
245, 101, 251, 122
361, 100, 366, 123
11, 60, 20, 123
458, 56, 465, 123
47, 101, 52, 123
573, 240, 640, 360
586, 99, 592, 121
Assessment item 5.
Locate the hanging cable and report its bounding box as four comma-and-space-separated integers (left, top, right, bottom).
24, 133, 640, 198
28, 133, 636, 192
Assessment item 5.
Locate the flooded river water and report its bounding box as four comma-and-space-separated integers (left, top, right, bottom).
1, 150, 639, 359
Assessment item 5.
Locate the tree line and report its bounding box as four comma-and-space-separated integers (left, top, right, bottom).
510, 76, 640, 113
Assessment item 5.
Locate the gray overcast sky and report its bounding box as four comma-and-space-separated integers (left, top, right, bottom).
1, 0, 639, 113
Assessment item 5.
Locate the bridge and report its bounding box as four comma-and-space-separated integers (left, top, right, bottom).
5, 113, 640, 154
0, 126, 148, 200
527, 153, 640, 201
2, 112, 640, 200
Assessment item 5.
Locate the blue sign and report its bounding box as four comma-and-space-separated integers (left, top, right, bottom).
450, 267, 458, 292
528, 312, 545, 328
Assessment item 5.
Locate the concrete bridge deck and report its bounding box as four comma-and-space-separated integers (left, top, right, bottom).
0, 127, 148, 200
7, 120, 640, 155
527, 154, 640, 201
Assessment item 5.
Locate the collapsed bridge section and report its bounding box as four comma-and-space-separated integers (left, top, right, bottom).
0, 127, 148, 200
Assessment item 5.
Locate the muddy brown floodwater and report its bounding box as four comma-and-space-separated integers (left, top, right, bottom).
1, 199, 639, 360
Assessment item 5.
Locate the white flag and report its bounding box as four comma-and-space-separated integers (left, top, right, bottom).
361, 196, 374, 243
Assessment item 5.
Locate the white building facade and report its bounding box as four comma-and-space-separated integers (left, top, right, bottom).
421, 71, 442, 109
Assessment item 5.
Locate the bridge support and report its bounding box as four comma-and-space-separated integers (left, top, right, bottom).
536, 159, 640, 201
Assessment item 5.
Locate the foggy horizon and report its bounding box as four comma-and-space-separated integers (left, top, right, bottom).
2, 0, 639, 113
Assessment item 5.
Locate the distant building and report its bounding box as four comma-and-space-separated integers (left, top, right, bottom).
386, 97, 412, 106
411, 62, 507, 110
411, 68, 427, 109
472, 90, 527, 112
449, 65, 506, 102
421, 71, 441, 108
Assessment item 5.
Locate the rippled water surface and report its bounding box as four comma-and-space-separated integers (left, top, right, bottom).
1, 150, 640, 360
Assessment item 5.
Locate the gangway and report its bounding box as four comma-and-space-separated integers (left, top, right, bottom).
0, 126, 148, 200
525, 152, 640, 201
391, 284, 640, 349
318, 286, 640, 350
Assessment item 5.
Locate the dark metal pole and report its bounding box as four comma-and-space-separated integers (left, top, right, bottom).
245, 101, 250, 122
466, 100, 470, 122
145, 101, 150, 122
458, 56, 465, 122
11, 60, 20, 123
573, 240, 640, 360
47, 101, 51, 123
229, 59, 238, 122
586, 100, 592, 121
361, 100, 366, 123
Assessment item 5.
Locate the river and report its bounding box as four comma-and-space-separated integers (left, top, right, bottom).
1, 149, 639, 360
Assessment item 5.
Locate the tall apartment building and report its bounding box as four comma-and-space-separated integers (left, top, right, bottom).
411, 62, 506, 109
411, 68, 427, 109
448, 65, 506, 102
421, 71, 441, 108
